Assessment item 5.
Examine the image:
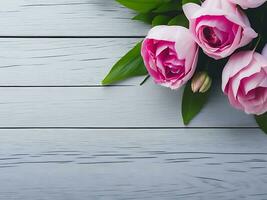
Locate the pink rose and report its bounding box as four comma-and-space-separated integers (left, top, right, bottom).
183, 0, 258, 60
141, 26, 198, 89
228, 0, 267, 9
222, 49, 267, 115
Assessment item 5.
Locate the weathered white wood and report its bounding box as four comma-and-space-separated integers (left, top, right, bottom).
0, 86, 256, 127
0, 38, 133, 86
0, 129, 266, 200
0, 0, 149, 36
0, 1, 264, 199
0, 39, 255, 127
0, 38, 143, 86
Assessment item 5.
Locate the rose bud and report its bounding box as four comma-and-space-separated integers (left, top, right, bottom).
141, 26, 199, 90
222, 50, 267, 115
183, 0, 258, 60
191, 72, 212, 93
228, 0, 267, 9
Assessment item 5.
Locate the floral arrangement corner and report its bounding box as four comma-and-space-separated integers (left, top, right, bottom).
102, 0, 267, 134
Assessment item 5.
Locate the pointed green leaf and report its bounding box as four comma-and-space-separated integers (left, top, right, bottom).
153, 1, 182, 13
255, 113, 267, 134
102, 42, 147, 85
132, 13, 155, 24
168, 14, 189, 27
116, 0, 171, 13
152, 15, 172, 26
182, 0, 200, 5
140, 75, 150, 86
182, 81, 211, 125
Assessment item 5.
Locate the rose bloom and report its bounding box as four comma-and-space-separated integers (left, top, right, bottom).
183, 0, 258, 60
141, 26, 198, 89
228, 0, 267, 9
222, 49, 267, 115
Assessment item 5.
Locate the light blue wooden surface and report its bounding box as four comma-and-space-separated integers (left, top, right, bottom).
0, 1, 266, 200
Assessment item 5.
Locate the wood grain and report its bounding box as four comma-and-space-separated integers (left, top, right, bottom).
0, 38, 257, 128
0, 0, 149, 36
0, 1, 266, 199
0, 129, 267, 200
0, 38, 142, 86
0, 86, 256, 127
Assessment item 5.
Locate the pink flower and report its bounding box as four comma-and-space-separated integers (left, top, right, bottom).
141, 26, 198, 89
222, 49, 267, 115
183, 0, 258, 60
228, 0, 267, 9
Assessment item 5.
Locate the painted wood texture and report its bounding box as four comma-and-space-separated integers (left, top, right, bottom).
0, 129, 267, 200
0, 38, 257, 127
0, 0, 149, 36
0, 86, 256, 127
0, 38, 141, 86
0, 1, 266, 199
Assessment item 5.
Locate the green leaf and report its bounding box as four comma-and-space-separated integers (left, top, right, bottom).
152, 15, 172, 26
182, 0, 200, 5
168, 14, 189, 27
153, 1, 182, 13
116, 0, 171, 13
102, 42, 148, 85
132, 13, 155, 24
255, 113, 267, 134
245, 5, 267, 51
182, 81, 210, 125
140, 75, 150, 86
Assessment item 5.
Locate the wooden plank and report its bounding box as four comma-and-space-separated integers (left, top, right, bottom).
0, 129, 266, 199
0, 86, 256, 127
0, 38, 142, 86
0, 0, 149, 36
0, 39, 257, 127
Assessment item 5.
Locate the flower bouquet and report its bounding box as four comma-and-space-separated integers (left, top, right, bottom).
102, 0, 267, 134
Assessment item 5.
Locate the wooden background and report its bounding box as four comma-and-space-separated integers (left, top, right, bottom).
0, 1, 267, 199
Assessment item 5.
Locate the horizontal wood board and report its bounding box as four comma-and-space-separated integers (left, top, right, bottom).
0, 86, 256, 127
0, 0, 149, 36
0, 129, 267, 200
0, 38, 141, 86
0, 1, 266, 199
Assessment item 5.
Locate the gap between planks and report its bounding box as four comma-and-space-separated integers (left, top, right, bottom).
0, 36, 145, 38
0, 127, 259, 130
0, 85, 134, 88
0, 37, 256, 128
